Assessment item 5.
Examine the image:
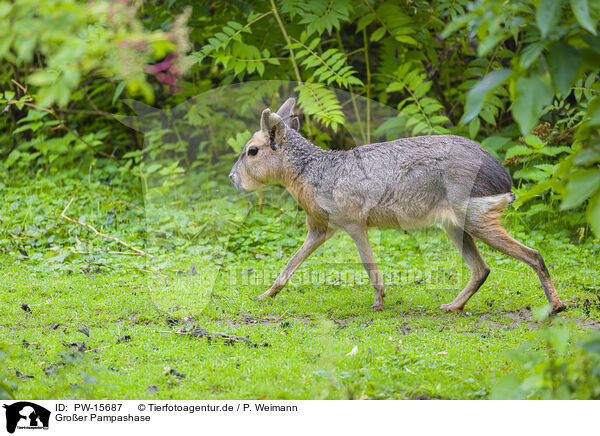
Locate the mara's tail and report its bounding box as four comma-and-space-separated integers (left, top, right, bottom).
464, 192, 515, 233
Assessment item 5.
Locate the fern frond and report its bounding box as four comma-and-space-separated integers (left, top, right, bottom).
296, 82, 344, 131
363, 2, 418, 46
289, 34, 363, 89
379, 63, 450, 137
195, 12, 272, 64
280, 0, 353, 35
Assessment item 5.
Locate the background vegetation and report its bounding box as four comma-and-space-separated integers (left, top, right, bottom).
1, 0, 599, 400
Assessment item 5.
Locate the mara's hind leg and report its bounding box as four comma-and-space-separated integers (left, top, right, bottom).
440, 224, 490, 312
346, 225, 386, 311
467, 222, 565, 313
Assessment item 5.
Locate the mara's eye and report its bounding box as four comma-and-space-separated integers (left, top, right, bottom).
247, 146, 259, 157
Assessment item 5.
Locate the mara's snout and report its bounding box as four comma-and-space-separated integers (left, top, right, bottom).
228, 169, 241, 191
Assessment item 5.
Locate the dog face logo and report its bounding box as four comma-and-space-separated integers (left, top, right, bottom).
2, 402, 50, 433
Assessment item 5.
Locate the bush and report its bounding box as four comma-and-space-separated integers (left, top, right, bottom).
492, 324, 600, 399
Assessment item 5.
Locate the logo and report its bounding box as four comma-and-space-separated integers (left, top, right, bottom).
2, 402, 50, 433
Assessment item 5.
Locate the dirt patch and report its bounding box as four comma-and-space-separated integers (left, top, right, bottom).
478, 309, 537, 329
157, 324, 270, 348
566, 296, 600, 317
479, 309, 600, 330
332, 316, 357, 329
572, 318, 600, 329
500, 309, 537, 328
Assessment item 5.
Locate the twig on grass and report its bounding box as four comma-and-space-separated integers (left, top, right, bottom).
155, 326, 270, 348
61, 196, 150, 257
274, 309, 289, 323
73, 250, 144, 256
84, 344, 115, 354
140, 268, 168, 277
0, 341, 40, 346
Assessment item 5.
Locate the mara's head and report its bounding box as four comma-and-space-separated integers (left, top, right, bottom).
229, 97, 300, 191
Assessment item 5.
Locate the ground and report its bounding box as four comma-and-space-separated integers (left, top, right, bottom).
2, 220, 599, 399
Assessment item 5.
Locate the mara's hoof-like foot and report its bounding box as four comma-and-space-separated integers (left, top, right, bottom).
370, 303, 383, 311
439, 303, 464, 312
255, 289, 280, 301
551, 302, 567, 314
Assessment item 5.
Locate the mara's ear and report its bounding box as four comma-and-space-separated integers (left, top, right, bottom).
288, 116, 300, 131
276, 97, 296, 119
276, 97, 300, 131
260, 109, 285, 149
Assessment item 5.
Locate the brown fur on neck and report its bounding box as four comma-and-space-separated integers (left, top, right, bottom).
280, 159, 329, 229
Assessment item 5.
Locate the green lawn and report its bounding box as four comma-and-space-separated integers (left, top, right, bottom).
2, 223, 599, 399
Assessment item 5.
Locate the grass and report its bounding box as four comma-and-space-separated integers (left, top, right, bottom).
2, 223, 599, 399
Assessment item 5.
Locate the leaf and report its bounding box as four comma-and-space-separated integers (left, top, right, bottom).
537, 0, 563, 38
505, 145, 533, 159
481, 136, 512, 155
371, 27, 386, 42
525, 134, 544, 148
542, 326, 571, 354
561, 168, 600, 209
490, 375, 524, 400
588, 190, 600, 237
519, 42, 545, 69
356, 13, 374, 32
478, 33, 505, 56
535, 145, 572, 156
588, 96, 600, 125
581, 331, 600, 354
574, 148, 600, 165
468, 118, 480, 139
569, 0, 597, 35
512, 76, 554, 135
112, 81, 126, 105
27, 70, 58, 87
546, 42, 580, 95
461, 69, 512, 124
394, 35, 418, 45
234, 61, 245, 75
514, 167, 550, 182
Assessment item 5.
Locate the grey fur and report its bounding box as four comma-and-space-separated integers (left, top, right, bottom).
229, 98, 565, 313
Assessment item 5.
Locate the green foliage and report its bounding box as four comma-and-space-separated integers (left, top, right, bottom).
513, 77, 555, 136
2, 0, 600, 403
0, 346, 16, 399
296, 82, 345, 130
290, 33, 363, 88
460, 69, 512, 125
0, 0, 192, 106
380, 63, 450, 136
492, 325, 600, 399
445, 0, 600, 234
1, 0, 600, 260
281, 0, 354, 36
509, 134, 572, 184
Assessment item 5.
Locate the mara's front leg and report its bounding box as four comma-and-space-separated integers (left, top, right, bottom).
256, 225, 336, 300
